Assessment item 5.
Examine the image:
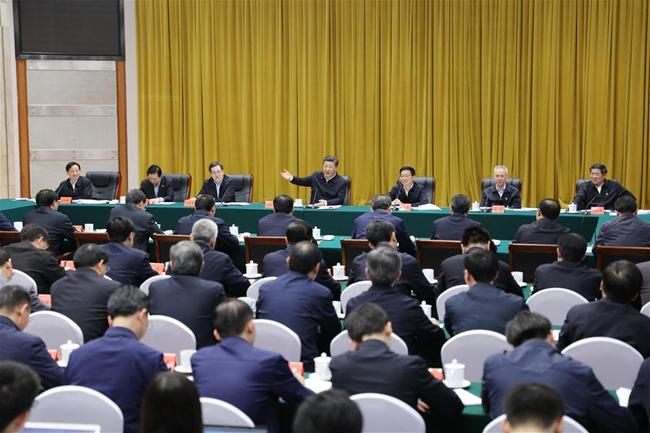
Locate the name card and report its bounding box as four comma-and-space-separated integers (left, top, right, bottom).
492, 205, 506, 213
59, 197, 72, 204
590, 206, 605, 215
184, 197, 197, 207
163, 353, 177, 369
400, 203, 412, 211
265, 200, 274, 209
289, 361, 304, 377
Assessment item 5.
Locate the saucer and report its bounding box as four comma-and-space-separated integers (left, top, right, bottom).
443, 379, 471, 389
333, 275, 348, 281
492, 239, 501, 246
322, 235, 335, 241
174, 365, 192, 374
244, 273, 262, 279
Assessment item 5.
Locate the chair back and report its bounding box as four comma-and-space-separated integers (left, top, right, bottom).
394, 176, 435, 204
340, 176, 352, 205
0, 230, 21, 247
200, 397, 255, 428
244, 237, 287, 274
526, 288, 588, 325
508, 243, 557, 282
141, 315, 197, 357
30, 385, 124, 433
641, 301, 650, 318
575, 179, 590, 195
483, 415, 587, 433
10, 269, 37, 294
86, 171, 120, 199
340, 281, 372, 314
350, 393, 425, 433
440, 330, 510, 381
74, 231, 110, 248
165, 173, 192, 201
139, 274, 171, 295
481, 178, 522, 192
436, 284, 469, 322
246, 276, 277, 300
415, 240, 462, 275
340, 239, 371, 276
561, 337, 643, 389
596, 246, 650, 271
153, 234, 190, 262
330, 330, 408, 356
24, 311, 84, 348
252, 319, 301, 362
228, 174, 254, 202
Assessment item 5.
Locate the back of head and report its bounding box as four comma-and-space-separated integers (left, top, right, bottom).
505, 383, 564, 432
194, 194, 216, 212
539, 198, 561, 220
366, 219, 395, 247
191, 218, 218, 244
126, 189, 146, 205
463, 248, 498, 283
35, 189, 57, 207
461, 226, 491, 247
602, 260, 642, 303
450, 194, 471, 214
106, 217, 134, 242
288, 241, 321, 274
0, 285, 30, 314
169, 241, 203, 276
107, 285, 150, 319
0, 361, 40, 432
140, 372, 202, 433
286, 220, 313, 244
293, 389, 362, 433
370, 194, 391, 211
506, 311, 551, 347
615, 195, 637, 214
273, 194, 294, 214
20, 224, 48, 243
345, 303, 389, 343
213, 299, 253, 339
557, 233, 586, 262
147, 165, 162, 176
366, 244, 401, 286
73, 243, 108, 269
0, 248, 9, 267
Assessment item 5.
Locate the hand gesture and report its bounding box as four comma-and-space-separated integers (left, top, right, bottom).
280, 169, 293, 181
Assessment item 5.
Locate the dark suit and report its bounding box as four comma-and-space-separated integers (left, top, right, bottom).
56, 176, 93, 200
331, 339, 463, 429
108, 204, 163, 251
351, 210, 416, 257
24, 206, 75, 256
444, 282, 528, 336
348, 251, 435, 305
638, 261, 650, 307
51, 268, 121, 342
573, 179, 634, 211
512, 218, 570, 244
0, 211, 16, 231
4, 241, 66, 294
66, 326, 167, 433
256, 271, 341, 370
263, 248, 341, 300
139, 176, 175, 202
346, 284, 446, 366
630, 358, 650, 433
533, 260, 602, 301
0, 315, 66, 389
595, 214, 650, 247
482, 339, 636, 433
431, 214, 482, 241
149, 275, 225, 348
192, 336, 313, 433
481, 184, 521, 208
102, 242, 158, 286
388, 182, 427, 207
174, 210, 239, 256
557, 298, 650, 357
290, 172, 347, 205
257, 212, 300, 236
198, 175, 236, 203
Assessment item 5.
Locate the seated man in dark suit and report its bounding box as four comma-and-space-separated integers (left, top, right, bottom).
437, 227, 523, 297
445, 248, 528, 336
198, 161, 236, 203
533, 233, 602, 301
0, 211, 16, 231
512, 198, 569, 244
108, 189, 163, 251
502, 384, 564, 433
55, 161, 93, 200
572, 163, 635, 211
351, 194, 416, 257
0, 285, 65, 389
431, 193, 481, 240
483, 312, 635, 433
348, 219, 434, 305
595, 195, 650, 248
280, 155, 347, 206
481, 165, 521, 208
388, 166, 427, 207
24, 189, 75, 256
558, 260, 650, 357
346, 245, 446, 366
331, 303, 463, 430
0, 249, 49, 312
263, 221, 340, 299
174, 194, 239, 256
257, 194, 301, 236
102, 217, 158, 286
51, 244, 121, 342
4, 224, 66, 294
0, 361, 40, 433
139, 164, 175, 203
192, 299, 312, 433
149, 241, 225, 348
257, 241, 341, 370
66, 286, 167, 433
630, 357, 650, 432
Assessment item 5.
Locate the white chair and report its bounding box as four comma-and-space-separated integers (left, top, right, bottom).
440, 330, 510, 381
351, 393, 425, 433
482, 414, 588, 433
246, 276, 277, 300
436, 284, 469, 322
561, 337, 643, 389
141, 315, 196, 357
30, 385, 124, 433
329, 330, 409, 356
24, 311, 84, 349
200, 397, 255, 428
139, 274, 171, 295
10, 269, 38, 295
526, 288, 588, 325
340, 281, 372, 314
641, 301, 650, 318
252, 319, 301, 362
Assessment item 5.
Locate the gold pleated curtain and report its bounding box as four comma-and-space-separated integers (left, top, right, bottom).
136, 0, 650, 207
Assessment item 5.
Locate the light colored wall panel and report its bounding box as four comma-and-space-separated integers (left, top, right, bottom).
29, 117, 117, 149
27, 70, 116, 105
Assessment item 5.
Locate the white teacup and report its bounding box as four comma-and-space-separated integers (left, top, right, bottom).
471, 201, 480, 211
230, 225, 239, 235
313, 227, 321, 239
422, 268, 435, 284
246, 261, 258, 276
13, 221, 23, 231
294, 198, 303, 207
511, 271, 524, 284
314, 353, 332, 381
179, 349, 197, 370
332, 263, 345, 279
444, 359, 465, 388
60, 340, 80, 364
119, 196, 126, 204
84, 223, 94, 232
568, 203, 578, 213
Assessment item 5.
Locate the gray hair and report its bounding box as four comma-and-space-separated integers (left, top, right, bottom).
170, 240, 203, 276
366, 244, 401, 286
371, 194, 392, 211
191, 219, 218, 244
493, 165, 509, 176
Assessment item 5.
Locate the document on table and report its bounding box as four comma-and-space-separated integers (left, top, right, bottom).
508, 207, 538, 212
414, 204, 441, 210
75, 199, 112, 204
317, 205, 342, 210
454, 388, 482, 406
223, 202, 251, 206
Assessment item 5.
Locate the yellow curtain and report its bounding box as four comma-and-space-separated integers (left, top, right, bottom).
137, 0, 650, 207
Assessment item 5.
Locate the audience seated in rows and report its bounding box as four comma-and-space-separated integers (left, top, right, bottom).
512, 198, 569, 244
595, 196, 650, 248
0, 248, 48, 311
502, 383, 564, 433
0, 361, 40, 433
292, 389, 362, 433
24, 189, 75, 256
431, 193, 481, 241
257, 194, 302, 236
140, 372, 202, 433
102, 217, 158, 286
108, 189, 163, 251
